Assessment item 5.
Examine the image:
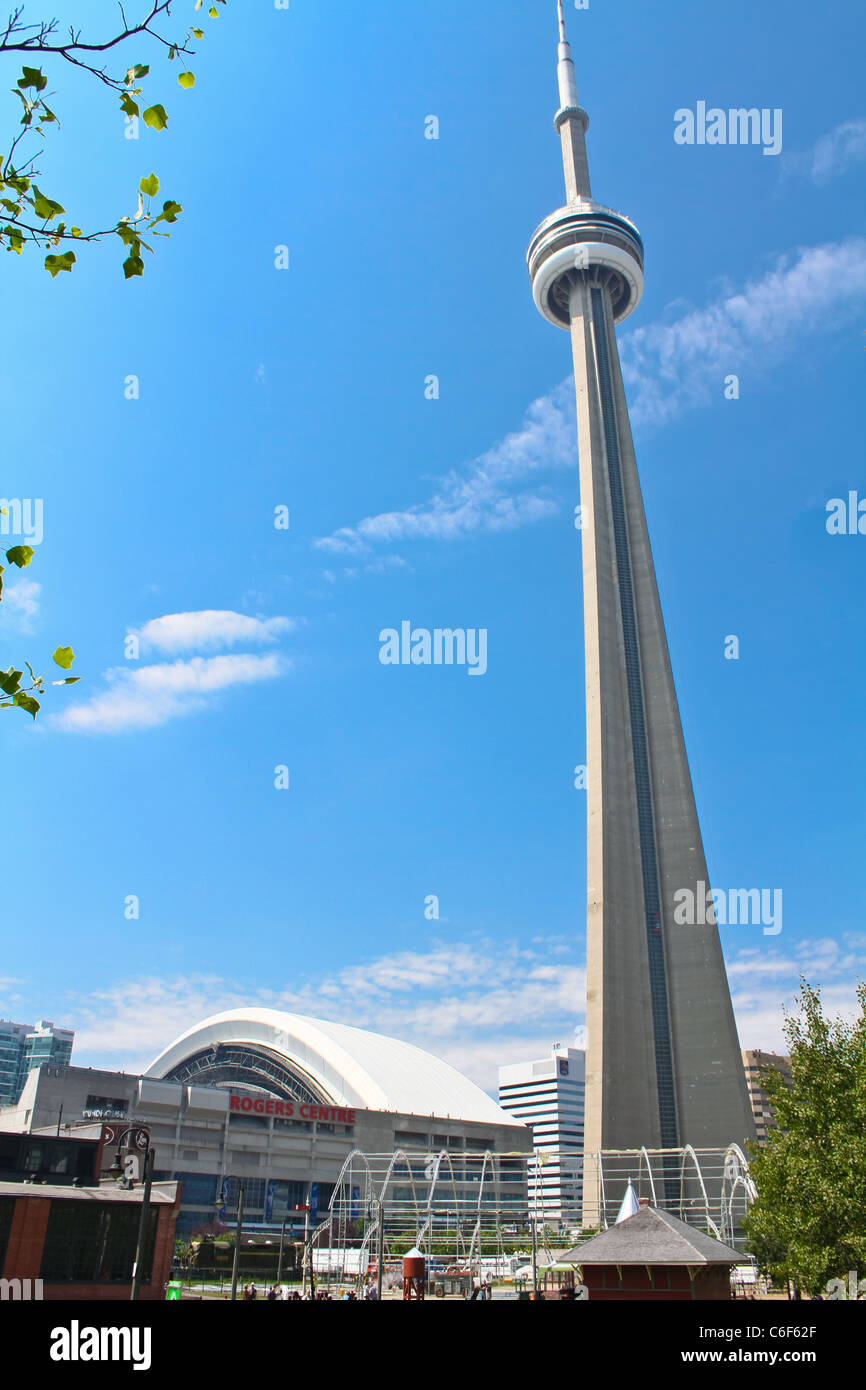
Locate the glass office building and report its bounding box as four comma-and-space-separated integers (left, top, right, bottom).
0, 1019, 74, 1106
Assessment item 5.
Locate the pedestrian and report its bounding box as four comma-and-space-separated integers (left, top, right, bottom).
267, 1284, 279, 1302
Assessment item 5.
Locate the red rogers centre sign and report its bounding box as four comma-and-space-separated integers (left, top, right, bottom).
230, 1093, 356, 1123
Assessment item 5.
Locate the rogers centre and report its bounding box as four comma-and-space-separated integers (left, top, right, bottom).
1, 1008, 532, 1234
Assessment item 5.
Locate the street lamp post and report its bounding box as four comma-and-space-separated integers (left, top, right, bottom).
530, 1208, 538, 1301
130, 1148, 155, 1302
105, 1125, 153, 1304
367, 1196, 385, 1302
276, 1215, 288, 1286
214, 1177, 247, 1301
230, 1181, 245, 1302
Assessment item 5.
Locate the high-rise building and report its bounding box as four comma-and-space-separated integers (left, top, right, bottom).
742, 1050, 792, 1145
527, 5, 755, 1224
0, 1019, 74, 1106
0, 1021, 30, 1108
498, 1047, 585, 1225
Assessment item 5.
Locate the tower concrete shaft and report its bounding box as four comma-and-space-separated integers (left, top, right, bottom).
528, 4, 755, 1226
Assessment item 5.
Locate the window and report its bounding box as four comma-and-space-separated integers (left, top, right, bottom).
394, 1131, 428, 1149
268, 1180, 307, 1215
40, 1201, 157, 1285
174, 1172, 219, 1208
0, 1196, 13, 1273
83, 1095, 129, 1120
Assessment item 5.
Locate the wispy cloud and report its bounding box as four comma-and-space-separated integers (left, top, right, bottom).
782, 118, 866, 184
131, 610, 296, 654
314, 381, 575, 555
59, 932, 866, 1089
314, 239, 866, 552
53, 652, 286, 734
727, 933, 866, 1051
324, 555, 415, 583
620, 237, 866, 429
68, 939, 586, 1091
1, 578, 41, 634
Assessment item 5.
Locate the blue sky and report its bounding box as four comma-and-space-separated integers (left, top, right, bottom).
1, 0, 864, 1093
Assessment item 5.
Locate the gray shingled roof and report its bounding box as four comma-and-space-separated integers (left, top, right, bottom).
561, 1205, 742, 1266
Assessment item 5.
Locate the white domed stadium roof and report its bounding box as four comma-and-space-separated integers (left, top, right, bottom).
146, 1007, 522, 1128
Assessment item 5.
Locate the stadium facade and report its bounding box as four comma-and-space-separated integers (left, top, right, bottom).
0, 1009, 531, 1234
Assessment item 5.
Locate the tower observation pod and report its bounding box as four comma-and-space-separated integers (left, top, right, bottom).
528, 3, 756, 1228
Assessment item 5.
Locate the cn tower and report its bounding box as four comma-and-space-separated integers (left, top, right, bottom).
527, 3, 755, 1224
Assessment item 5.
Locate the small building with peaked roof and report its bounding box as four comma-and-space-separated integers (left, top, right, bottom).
561, 1201, 741, 1300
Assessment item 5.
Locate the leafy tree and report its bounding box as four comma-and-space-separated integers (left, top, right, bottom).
0, 0, 228, 277
1, 508, 77, 717
743, 978, 866, 1296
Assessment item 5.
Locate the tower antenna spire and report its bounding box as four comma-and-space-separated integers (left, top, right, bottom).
556, 0, 580, 109
553, 0, 591, 200
557, 0, 568, 43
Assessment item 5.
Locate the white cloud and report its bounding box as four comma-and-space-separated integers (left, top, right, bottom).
52, 652, 286, 734
620, 238, 866, 429
315, 239, 866, 551
726, 933, 866, 1051
67, 939, 586, 1091
132, 610, 295, 654
783, 118, 866, 184
314, 381, 575, 554
1, 578, 41, 634
64, 934, 866, 1090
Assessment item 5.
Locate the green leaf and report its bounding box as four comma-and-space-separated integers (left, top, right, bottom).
120, 93, 140, 118
139, 172, 160, 196
52, 676, 81, 685
18, 66, 48, 92
178, 71, 196, 89
52, 646, 75, 670
123, 253, 145, 279
44, 251, 76, 277
192, 28, 204, 39
13, 691, 40, 719
209, 5, 219, 16
31, 185, 65, 220
149, 199, 182, 229
2, 225, 24, 254
6, 544, 34, 567
142, 105, 168, 132
126, 64, 150, 83
0, 669, 23, 695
